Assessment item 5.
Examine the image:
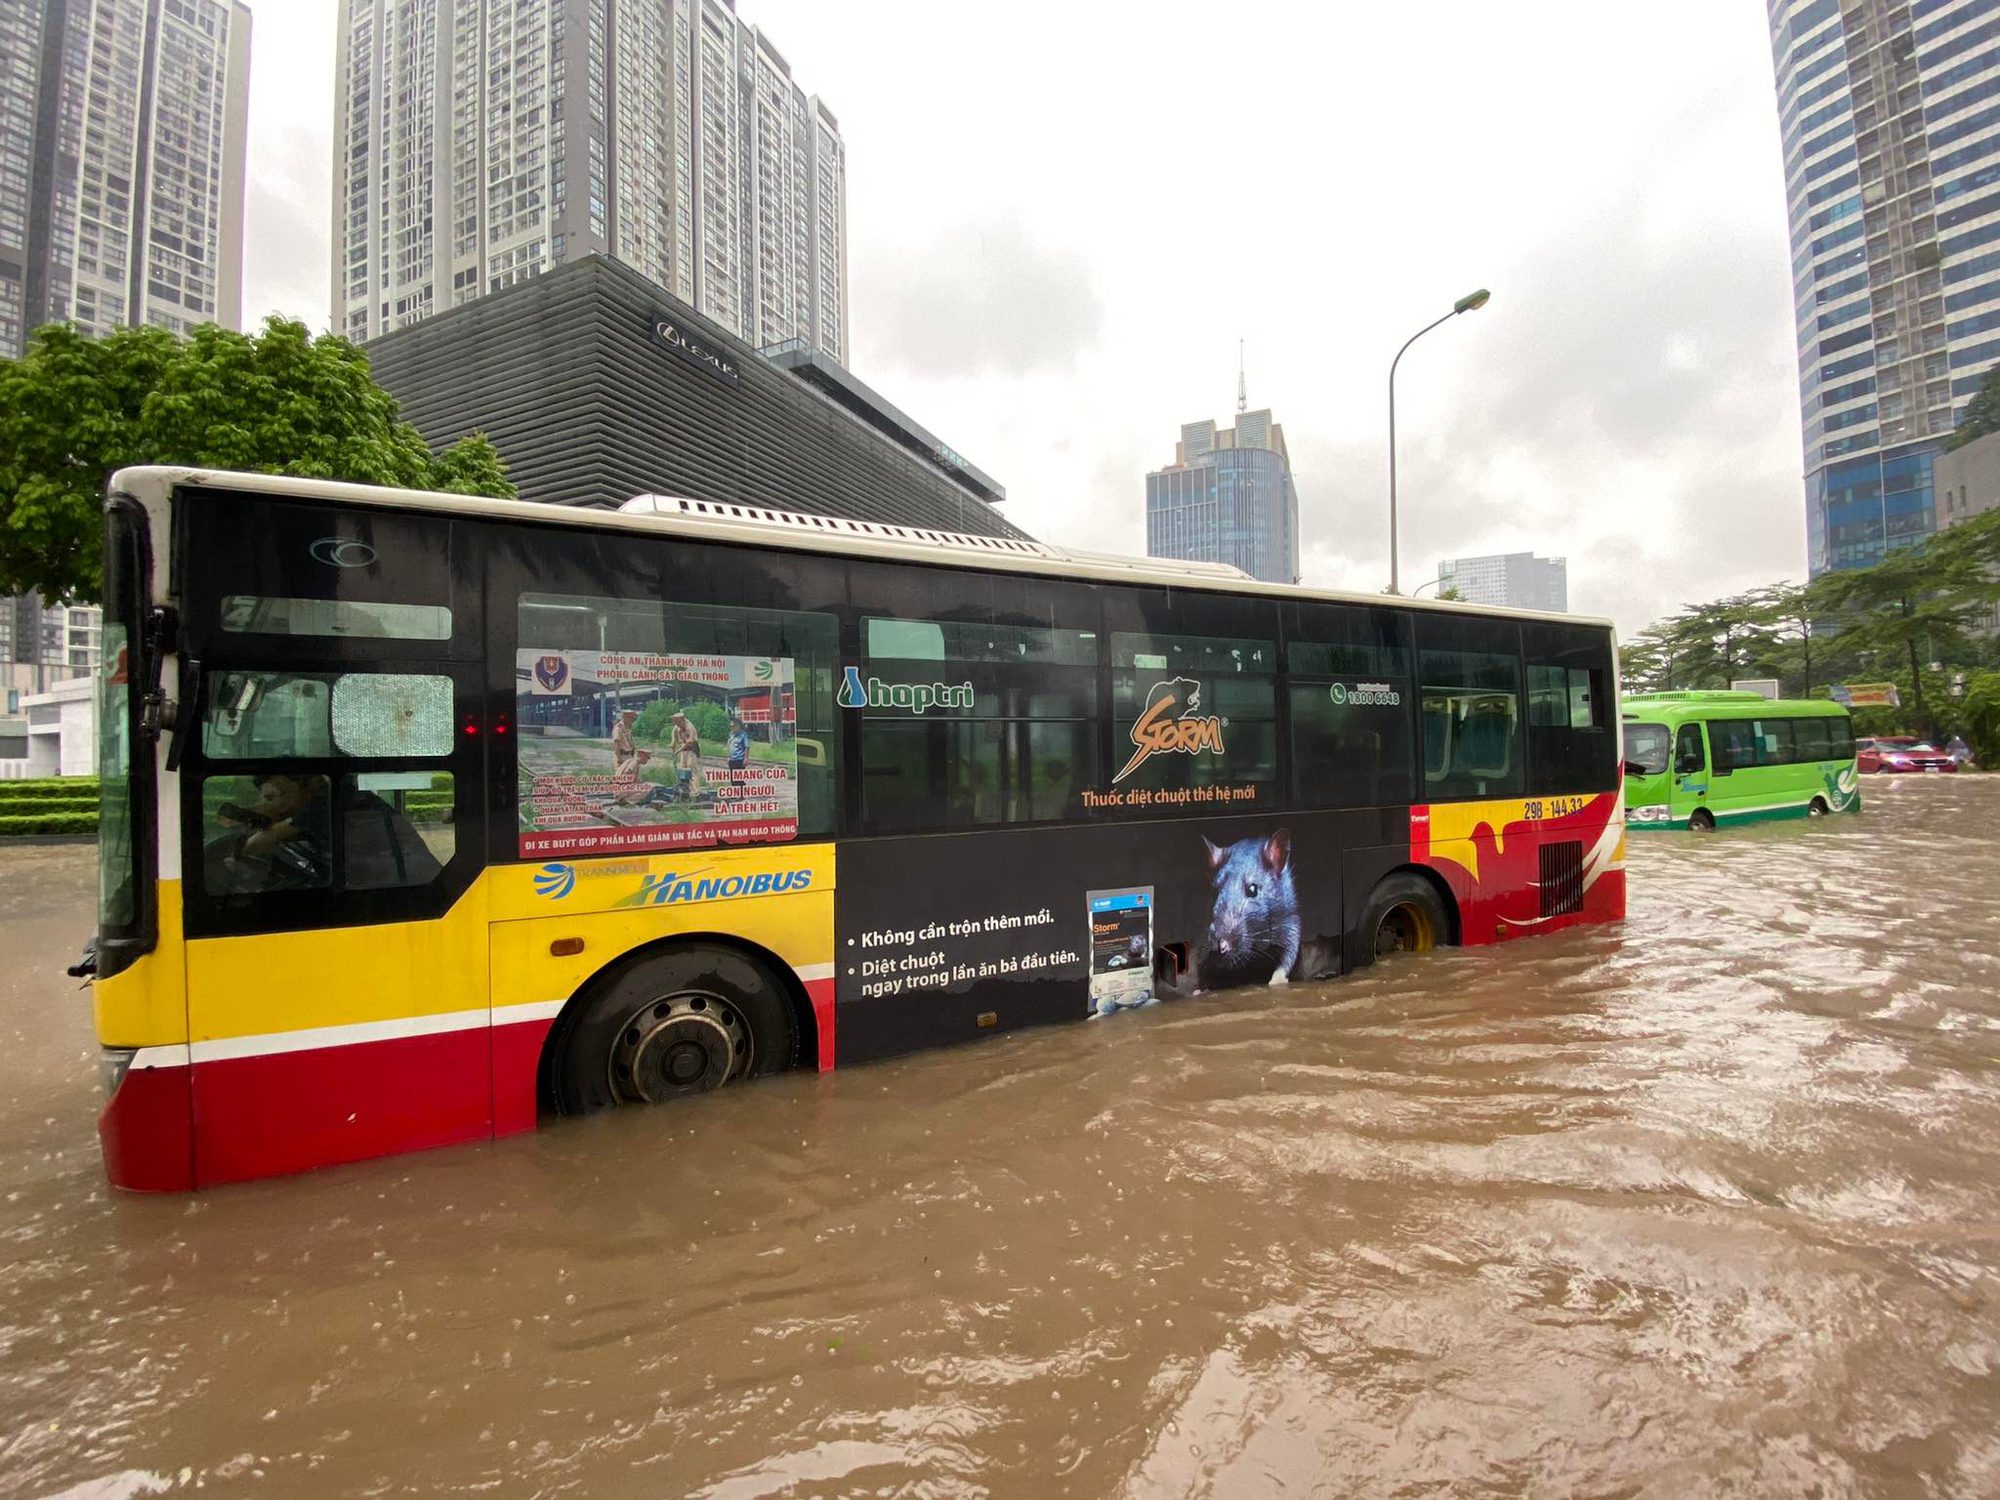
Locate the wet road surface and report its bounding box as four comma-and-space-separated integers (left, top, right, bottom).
4, 779, 2000, 1497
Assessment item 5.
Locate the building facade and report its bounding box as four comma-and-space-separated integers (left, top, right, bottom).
334, 0, 848, 361
1767, 0, 2000, 575
0, 0, 250, 360
1934, 427, 2000, 527
1144, 411, 1300, 584
1435, 552, 1568, 612
1, 594, 101, 711
364, 254, 1015, 535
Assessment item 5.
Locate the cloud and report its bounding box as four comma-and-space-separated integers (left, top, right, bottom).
854, 219, 1104, 380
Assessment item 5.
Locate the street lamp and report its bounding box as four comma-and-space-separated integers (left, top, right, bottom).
1387, 287, 1491, 595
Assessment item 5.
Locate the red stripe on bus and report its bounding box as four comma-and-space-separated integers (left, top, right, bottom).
191, 1030, 491, 1187
806, 975, 835, 1072
100, 1065, 195, 1193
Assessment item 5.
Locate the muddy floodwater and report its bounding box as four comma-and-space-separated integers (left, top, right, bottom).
5, 781, 2000, 1497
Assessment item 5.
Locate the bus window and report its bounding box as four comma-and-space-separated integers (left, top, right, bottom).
516, 594, 840, 847
1829, 715, 1855, 760
1762, 720, 1797, 765
1523, 623, 1614, 795
1794, 718, 1831, 761
1285, 606, 1414, 808
198, 771, 452, 895
1675, 723, 1705, 775
1709, 719, 1758, 773
1622, 722, 1670, 776
204, 671, 455, 759
1110, 632, 1278, 802
1419, 649, 1522, 799
861, 617, 1099, 832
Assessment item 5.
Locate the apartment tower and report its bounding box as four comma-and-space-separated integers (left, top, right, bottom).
334, 0, 848, 360
1145, 409, 1301, 585
0, 0, 250, 359
1767, 0, 2000, 573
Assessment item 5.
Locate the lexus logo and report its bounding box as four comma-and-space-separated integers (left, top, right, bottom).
309, 537, 377, 568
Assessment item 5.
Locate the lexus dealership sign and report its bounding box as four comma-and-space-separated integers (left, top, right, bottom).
648, 313, 739, 386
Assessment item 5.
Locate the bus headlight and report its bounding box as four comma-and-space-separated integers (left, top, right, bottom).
98, 1047, 137, 1097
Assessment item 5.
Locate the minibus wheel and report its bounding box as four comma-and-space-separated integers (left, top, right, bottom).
1360, 873, 1448, 963
1689, 808, 1716, 832
1808, 796, 1829, 817
547, 944, 798, 1114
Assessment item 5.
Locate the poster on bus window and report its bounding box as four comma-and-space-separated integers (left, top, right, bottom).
515, 648, 799, 857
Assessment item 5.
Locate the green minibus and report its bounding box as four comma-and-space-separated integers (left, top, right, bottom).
1620, 691, 1860, 831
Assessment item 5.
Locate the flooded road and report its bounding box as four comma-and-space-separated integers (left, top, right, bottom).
4, 779, 2000, 1497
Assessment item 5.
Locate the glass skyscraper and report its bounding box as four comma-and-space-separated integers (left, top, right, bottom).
1768, 0, 2000, 574
1145, 411, 1300, 585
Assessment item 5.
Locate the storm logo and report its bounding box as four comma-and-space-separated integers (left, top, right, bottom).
1114, 677, 1225, 782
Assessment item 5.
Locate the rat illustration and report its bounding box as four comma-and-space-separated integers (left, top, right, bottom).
1197, 828, 1301, 987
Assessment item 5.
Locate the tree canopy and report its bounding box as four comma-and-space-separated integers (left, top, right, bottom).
0, 317, 514, 603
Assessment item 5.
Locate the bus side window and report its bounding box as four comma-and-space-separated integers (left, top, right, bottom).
1675, 723, 1706, 776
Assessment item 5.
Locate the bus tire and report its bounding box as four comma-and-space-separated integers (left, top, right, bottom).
1808, 796, 1829, 817
1357, 873, 1448, 965
546, 943, 799, 1116
1689, 808, 1716, 832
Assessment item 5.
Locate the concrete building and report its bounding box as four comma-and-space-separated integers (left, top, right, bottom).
0, 675, 96, 779
0, 0, 251, 360
1, 595, 100, 712
364, 253, 1015, 535
1934, 428, 2000, 528
1144, 410, 1299, 585
334, 0, 847, 361
1766, 0, 2000, 575
1435, 552, 1568, 612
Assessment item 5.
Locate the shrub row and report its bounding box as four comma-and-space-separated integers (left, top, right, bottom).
0, 777, 100, 800
0, 796, 101, 816
0, 812, 98, 836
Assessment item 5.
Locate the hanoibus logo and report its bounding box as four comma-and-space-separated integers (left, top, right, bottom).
837, 665, 974, 715
533, 863, 577, 899
1113, 677, 1225, 783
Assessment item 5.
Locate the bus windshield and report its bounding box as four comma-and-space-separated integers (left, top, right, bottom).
96, 506, 144, 943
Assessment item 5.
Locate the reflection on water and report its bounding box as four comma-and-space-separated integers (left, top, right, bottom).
5, 778, 2000, 1496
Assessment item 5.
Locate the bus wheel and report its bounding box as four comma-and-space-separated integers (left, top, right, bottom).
1808, 796, 1829, 817
1689, 808, 1716, 833
548, 945, 799, 1115
1361, 874, 1447, 963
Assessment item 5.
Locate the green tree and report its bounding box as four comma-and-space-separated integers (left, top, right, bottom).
1947, 364, 2000, 450
0, 317, 514, 603
1807, 510, 2000, 740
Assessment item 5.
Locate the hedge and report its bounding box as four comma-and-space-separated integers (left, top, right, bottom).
0, 796, 101, 816
0, 778, 100, 799
0, 812, 98, 836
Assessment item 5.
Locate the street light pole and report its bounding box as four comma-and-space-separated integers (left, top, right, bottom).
1387, 288, 1491, 594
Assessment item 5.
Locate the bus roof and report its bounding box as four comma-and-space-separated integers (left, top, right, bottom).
1622, 691, 1849, 719
110, 465, 1614, 632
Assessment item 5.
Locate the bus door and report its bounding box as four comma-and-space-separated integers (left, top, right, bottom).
174, 490, 491, 1185
1672, 722, 1710, 816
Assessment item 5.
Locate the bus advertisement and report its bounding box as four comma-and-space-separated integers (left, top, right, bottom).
85, 469, 1626, 1190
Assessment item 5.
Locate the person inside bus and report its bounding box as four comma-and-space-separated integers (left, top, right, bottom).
214, 772, 442, 891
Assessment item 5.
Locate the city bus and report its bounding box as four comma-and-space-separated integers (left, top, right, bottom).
90, 466, 1626, 1190
1620, 690, 1859, 830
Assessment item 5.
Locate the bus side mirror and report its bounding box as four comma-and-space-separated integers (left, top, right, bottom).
1622, 760, 1650, 776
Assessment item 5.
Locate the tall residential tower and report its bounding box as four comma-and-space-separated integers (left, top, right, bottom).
1145, 409, 1300, 585
333, 0, 848, 360
1767, 0, 2000, 573
0, 0, 250, 359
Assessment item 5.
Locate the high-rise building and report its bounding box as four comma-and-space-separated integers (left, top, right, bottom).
333, 0, 848, 361
1144, 410, 1300, 584
0, 0, 251, 360
1767, 0, 2000, 575
1435, 552, 1568, 612
1, 593, 101, 708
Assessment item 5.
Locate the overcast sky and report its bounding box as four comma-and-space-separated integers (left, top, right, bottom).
243, 0, 1801, 637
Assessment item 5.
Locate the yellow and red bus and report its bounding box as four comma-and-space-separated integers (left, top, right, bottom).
89, 467, 1626, 1189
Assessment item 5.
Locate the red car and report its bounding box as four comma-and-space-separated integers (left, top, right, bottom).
1856, 736, 1958, 773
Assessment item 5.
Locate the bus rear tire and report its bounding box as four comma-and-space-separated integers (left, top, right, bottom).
1689, 809, 1716, 832
1358, 873, 1448, 965
546, 944, 799, 1116
1808, 796, 1829, 817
